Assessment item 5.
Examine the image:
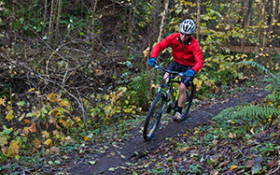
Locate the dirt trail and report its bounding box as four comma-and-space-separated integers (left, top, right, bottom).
68, 88, 268, 175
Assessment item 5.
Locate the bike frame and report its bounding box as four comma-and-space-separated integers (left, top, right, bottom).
154, 65, 186, 108
143, 64, 195, 141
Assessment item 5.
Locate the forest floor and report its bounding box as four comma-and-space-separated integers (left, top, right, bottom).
64, 86, 269, 175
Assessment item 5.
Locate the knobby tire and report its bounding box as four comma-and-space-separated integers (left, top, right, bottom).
143, 92, 165, 141
180, 83, 194, 121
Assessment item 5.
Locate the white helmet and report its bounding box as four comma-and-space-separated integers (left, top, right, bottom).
179, 19, 196, 35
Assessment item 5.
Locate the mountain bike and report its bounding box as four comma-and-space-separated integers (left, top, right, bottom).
143, 64, 195, 141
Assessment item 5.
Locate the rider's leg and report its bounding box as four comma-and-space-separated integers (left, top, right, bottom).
163, 72, 169, 82
178, 82, 187, 109
173, 82, 186, 121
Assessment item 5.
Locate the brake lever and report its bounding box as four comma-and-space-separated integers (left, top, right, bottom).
178, 72, 185, 77
154, 64, 160, 69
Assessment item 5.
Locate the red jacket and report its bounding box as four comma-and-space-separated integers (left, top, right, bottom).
150, 33, 203, 73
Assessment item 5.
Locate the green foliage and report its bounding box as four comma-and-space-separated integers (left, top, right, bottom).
0, 91, 74, 159
213, 105, 280, 126
237, 61, 269, 74
237, 60, 280, 107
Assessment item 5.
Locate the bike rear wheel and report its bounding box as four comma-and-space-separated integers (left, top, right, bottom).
143, 92, 165, 141
180, 83, 195, 121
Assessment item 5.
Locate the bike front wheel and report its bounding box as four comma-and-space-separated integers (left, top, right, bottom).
180, 83, 195, 121
143, 92, 165, 141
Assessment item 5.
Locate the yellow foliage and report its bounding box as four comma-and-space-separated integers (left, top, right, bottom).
74, 117, 81, 123
28, 88, 35, 92
59, 119, 67, 127
193, 78, 202, 91
53, 130, 61, 139
96, 69, 102, 76
84, 136, 89, 141
32, 138, 41, 148
0, 96, 6, 106
43, 139, 52, 146
229, 165, 238, 171
5, 114, 13, 121
48, 93, 56, 103
0, 136, 8, 146
143, 47, 150, 58
1, 146, 7, 154
55, 112, 62, 117
42, 131, 50, 139
57, 99, 69, 107
179, 147, 189, 152
7, 140, 20, 156
23, 126, 32, 135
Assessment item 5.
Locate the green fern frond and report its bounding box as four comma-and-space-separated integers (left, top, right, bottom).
237, 61, 280, 86
213, 105, 280, 125
237, 61, 268, 74
234, 105, 280, 120
269, 72, 280, 86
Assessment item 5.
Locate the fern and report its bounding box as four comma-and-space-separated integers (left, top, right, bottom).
213, 105, 280, 127
237, 61, 268, 74
237, 61, 280, 85
234, 105, 280, 120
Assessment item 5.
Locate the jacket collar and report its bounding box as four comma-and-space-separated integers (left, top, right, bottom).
178, 35, 192, 45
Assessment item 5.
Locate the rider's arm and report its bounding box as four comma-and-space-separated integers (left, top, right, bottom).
191, 42, 203, 73
150, 34, 176, 59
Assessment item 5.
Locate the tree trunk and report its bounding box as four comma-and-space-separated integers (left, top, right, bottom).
91, 0, 98, 57
241, 0, 250, 53
47, 0, 55, 43
258, 0, 266, 64
9, 0, 16, 48
149, 0, 169, 96
126, 0, 134, 57
42, 0, 48, 36
196, 0, 201, 43
268, 0, 276, 70
146, 0, 159, 88
55, 0, 63, 44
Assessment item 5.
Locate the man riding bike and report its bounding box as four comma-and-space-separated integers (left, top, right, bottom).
148, 19, 204, 121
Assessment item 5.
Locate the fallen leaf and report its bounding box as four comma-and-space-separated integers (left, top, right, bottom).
88, 161, 96, 165
213, 172, 219, 175
267, 160, 276, 169
212, 139, 218, 144
250, 127, 255, 134
108, 167, 115, 171
251, 163, 262, 174
229, 164, 238, 171
179, 147, 189, 152
49, 146, 60, 155
120, 154, 126, 158
244, 160, 254, 168
84, 136, 89, 141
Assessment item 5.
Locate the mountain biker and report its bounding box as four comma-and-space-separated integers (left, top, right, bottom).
147, 19, 203, 121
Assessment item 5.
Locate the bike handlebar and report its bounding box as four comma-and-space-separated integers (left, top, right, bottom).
154, 64, 186, 78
